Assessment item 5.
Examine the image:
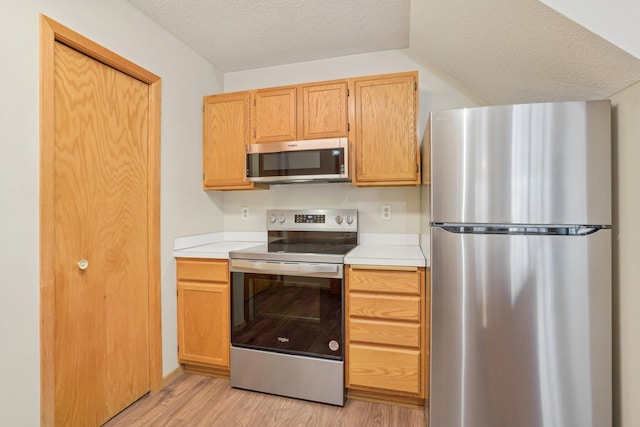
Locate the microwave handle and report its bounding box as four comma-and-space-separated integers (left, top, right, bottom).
230, 259, 339, 275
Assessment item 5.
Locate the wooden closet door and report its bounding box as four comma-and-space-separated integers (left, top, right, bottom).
53, 40, 150, 425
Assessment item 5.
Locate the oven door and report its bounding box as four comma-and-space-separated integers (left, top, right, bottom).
229, 259, 344, 360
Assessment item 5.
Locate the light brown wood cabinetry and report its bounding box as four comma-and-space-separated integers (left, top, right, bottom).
350, 71, 420, 186
422, 112, 431, 185
203, 92, 260, 190
346, 264, 429, 406
300, 81, 349, 139
251, 81, 348, 144
251, 86, 297, 143
202, 72, 420, 189
176, 258, 230, 377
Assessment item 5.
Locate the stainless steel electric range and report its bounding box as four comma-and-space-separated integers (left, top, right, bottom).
228, 208, 358, 406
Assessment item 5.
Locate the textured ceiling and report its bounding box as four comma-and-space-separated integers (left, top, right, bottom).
125, 0, 640, 105
411, 0, 640, 104
124, 0, 411, 72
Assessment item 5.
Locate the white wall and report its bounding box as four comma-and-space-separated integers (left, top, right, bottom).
222, 50, 482, 233
0, 1, 223, 424
610, 83, 640, 427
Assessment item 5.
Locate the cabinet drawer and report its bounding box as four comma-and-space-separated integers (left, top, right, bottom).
177, 259, 228, 282
349, 293, 420, 322
349, 268, 421, 294
348, 344, 421, 394
349, 318, 420, 348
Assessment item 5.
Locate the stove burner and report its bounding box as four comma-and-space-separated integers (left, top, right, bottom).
267, 230, 357, 256
268, 242, 357, 256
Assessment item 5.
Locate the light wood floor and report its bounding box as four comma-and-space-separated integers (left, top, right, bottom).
104, 373, 426, 426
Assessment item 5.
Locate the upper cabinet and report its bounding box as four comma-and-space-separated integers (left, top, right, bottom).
422, 112, 431, 185
350, 72, 420, 186
203, 92, 260, 191
202, 72, 419, 190
251, 87, 297, 144
300, 81, 349, 140
251, 81, 348, 144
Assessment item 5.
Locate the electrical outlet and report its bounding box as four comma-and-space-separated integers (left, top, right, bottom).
381, 204, 392, 221
241, 207, 249, 220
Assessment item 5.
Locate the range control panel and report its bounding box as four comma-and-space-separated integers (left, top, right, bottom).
295, 214, 325, 224
266, 209, 358, 232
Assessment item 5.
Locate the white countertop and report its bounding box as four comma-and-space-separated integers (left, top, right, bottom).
173, 231, 429, 267
347, 233, 428, 267
173, 240, 264, 259
344, 244, 426, 267
173, 231, 265, 259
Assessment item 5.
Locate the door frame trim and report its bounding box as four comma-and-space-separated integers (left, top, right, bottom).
39, 15, 162, 425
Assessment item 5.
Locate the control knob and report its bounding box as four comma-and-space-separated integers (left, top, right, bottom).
270, 214, 277, 223
346, 215, 354, 225
278, 214, 286, 224
335, 215, 343, 225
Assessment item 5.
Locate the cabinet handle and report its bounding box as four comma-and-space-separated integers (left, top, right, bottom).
349, 265, 418, 272
77, 259, 89, 270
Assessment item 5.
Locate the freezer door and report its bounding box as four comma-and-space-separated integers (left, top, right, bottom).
430, 227, 611, 427
431, 101, 611, 225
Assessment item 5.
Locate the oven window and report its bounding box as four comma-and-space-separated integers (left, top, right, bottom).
231, 272, 343, 360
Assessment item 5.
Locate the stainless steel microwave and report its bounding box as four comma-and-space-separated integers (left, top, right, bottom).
246, 137, 349, 184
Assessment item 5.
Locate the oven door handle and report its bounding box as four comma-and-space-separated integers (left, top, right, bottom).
230, 259, 340, 276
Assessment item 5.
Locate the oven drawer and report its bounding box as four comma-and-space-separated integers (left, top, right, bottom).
349, 318, 420, 348
349, 293, 421, 322
348, 267, 421, 295
177, 258, 228, 282
348, 344, 421, 394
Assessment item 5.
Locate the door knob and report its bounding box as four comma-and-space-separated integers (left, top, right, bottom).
77, 259, 89, 270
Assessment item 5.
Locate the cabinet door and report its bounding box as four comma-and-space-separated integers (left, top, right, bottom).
301, 81, 348, 139
203, 92, 255, 190
252, 87, 297, 143
177, 281, 230, 368
352, 72, 420, 186
422, 112, 432, 185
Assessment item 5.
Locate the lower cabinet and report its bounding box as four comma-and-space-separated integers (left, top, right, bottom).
176, 258, 230, 377
346, 265, 429, 406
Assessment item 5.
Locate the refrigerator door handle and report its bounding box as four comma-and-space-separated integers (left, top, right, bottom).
433, 224, 607, 235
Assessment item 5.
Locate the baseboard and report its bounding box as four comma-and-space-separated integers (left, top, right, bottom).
182, 363, 230, 380
347, 388, 425, 409
161, 365, 185, 387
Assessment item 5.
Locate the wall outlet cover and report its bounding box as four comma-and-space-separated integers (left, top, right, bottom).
381, 204, 392, 221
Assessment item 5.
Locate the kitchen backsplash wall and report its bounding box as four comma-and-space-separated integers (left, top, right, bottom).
223, 183, 421, 234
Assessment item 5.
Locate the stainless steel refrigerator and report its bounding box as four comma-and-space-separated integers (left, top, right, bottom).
429, 101, 612, 427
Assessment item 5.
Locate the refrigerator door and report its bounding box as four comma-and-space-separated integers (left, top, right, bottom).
431, 101, 611, 226
430, 227, 611, 427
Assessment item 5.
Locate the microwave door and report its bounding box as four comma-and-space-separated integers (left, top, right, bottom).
246, 138, 349, 183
